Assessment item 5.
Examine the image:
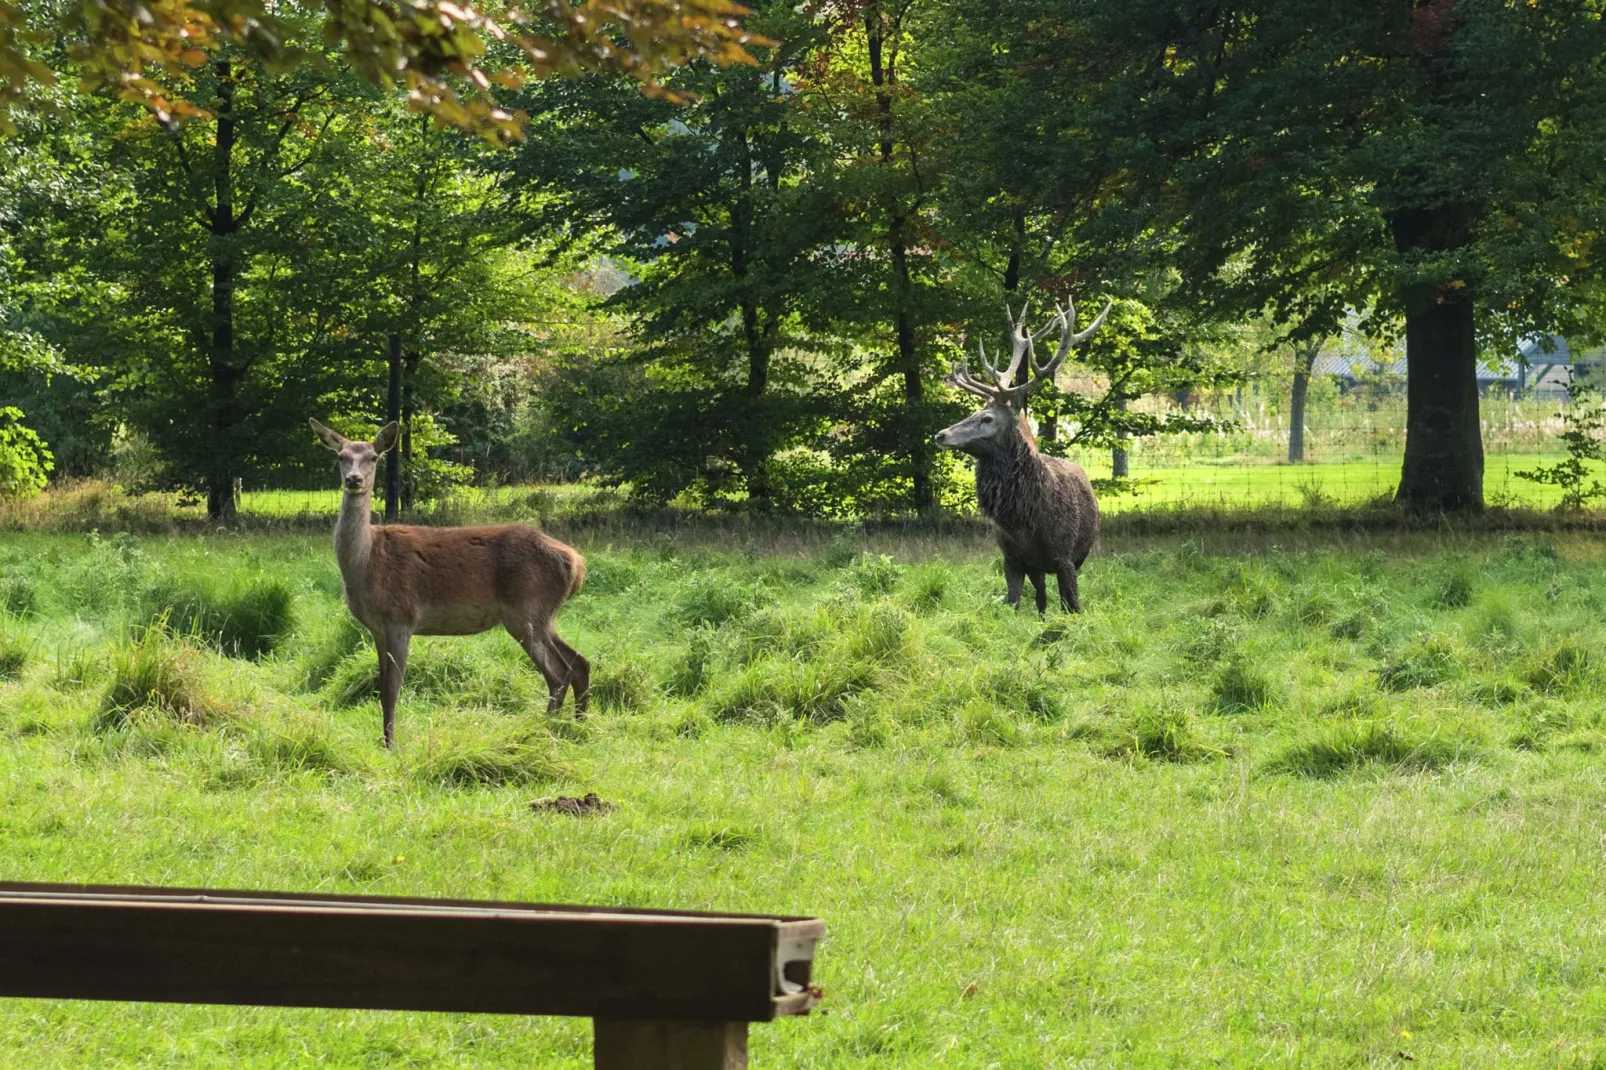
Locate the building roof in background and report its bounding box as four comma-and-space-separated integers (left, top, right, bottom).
1518, 335, 1606, 365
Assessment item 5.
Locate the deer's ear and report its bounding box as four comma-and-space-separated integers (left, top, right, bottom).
310, 418, 346, 452
373, 421, 401, 454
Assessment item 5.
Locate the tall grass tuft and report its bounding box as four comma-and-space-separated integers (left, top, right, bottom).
1267, 721, 1469, 778
1211, 657, 1278, 713
1378, 635, 1462, 691
97, 628, 219, 729
0, 626, 28, 680
413, 730, 566, 788
145, 577, 294, 659
592, 657, 655, 712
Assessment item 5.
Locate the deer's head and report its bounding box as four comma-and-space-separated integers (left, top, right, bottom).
934, 297, 1111, 457
311, 419, 400, 495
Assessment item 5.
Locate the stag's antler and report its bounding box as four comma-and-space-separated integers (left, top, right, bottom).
947, 296, 1114, 410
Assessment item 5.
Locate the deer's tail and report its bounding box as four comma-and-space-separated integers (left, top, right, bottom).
562, 546, 587, 599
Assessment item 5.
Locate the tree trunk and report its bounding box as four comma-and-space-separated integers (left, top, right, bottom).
401, 350, 420, 511
867, 2, 931, 513
385, 333, 402, 521
731, 129, 772, 505
206, 58, 239, 524
1288, 340, 1318, 463
1395, 292, 1483, 510
1391, 202, 1483, 511
1111, 396, 1129, 478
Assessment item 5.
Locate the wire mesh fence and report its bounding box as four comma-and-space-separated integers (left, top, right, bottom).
239, 390, 1585, 519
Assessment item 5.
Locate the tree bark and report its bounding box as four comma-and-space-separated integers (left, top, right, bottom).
1391, 205, 1483, 511
401, 350, 420, 512
1111, 396, 1129, 477
866, 2, 931, 513
206, 58, 239, 524
385, 333, 402, 521
1287, 340, 1318, 463
1395, 291, 1483, 510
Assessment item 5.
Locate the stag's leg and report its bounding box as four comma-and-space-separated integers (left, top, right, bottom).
377, 627, 412, 748
551, 635, 590, 716
1056, 562, 1082, 614
1028, 569, 1048, 615
1003, 558, 1025, 610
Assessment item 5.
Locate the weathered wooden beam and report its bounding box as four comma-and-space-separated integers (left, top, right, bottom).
0, 881, 821, 1069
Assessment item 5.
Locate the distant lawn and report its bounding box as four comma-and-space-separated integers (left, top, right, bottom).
1, 528, 1606, 1065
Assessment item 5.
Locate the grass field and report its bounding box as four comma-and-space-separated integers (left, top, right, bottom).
3, 524, 1606, 1066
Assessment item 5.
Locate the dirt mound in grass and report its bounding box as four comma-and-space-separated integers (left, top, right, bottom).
530, 792, 615, 817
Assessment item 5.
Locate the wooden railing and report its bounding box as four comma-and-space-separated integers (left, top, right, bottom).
0, 882, 823, 1069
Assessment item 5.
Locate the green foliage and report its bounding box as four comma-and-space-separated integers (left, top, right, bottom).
0, 407, 51, 499
1516, 383, 1606, 511
1267, 722, 1469, 779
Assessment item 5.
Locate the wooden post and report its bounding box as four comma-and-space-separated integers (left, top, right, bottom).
594, 1020, 748, 1070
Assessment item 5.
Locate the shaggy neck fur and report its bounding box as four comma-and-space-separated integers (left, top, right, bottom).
334, 485, 375, 582
974, 412, 1049, 530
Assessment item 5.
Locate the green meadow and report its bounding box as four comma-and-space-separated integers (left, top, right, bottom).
2, 522, 1606, 1066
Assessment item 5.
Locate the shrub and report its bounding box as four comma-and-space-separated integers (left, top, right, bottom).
0, 407, 53, 499
1211, 657, 1278, 713
145, 578, 294, 659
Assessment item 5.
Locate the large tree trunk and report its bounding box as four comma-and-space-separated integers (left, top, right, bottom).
1391, 203, 1483, 511
1111, 396, 1129, 477
1288, 340, 1318, 463
867, 2, 931, 513
206, 58, 239, 524
1396, 291, 1483, 510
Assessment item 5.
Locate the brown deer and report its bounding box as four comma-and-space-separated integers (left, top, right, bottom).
310, 419, 589, 747
934, 297, 1112, 614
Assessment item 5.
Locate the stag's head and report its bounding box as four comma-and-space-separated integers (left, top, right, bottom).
310, 418, 400, 495
933, 297, 1112, 457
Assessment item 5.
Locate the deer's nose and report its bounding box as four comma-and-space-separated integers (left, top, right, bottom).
933, 431, 950, 446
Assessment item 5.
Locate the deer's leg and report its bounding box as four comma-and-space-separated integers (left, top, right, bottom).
509, 623, 572, 715
377, 627, 412, 748
1028, 569, 1048, 615
1056, 562, 1082, 614
551, 635, 590, 716
1003, 558, 1025, 610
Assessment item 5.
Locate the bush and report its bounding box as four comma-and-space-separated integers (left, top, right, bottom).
145, 578, 294, 659
0, 407, 53, 499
